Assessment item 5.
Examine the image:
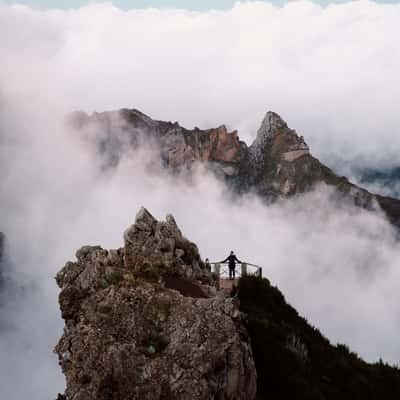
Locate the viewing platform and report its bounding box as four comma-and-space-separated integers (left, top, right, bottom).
208, 262, 263, 293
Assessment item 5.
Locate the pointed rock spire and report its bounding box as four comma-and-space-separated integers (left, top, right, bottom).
252, 111, 289, 148
134, 207, 157, 229
257, 111, 289, 138
250, 111, 290, 162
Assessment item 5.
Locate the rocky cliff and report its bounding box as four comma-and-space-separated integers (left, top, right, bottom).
55, 208, 257, 400
69, 108, 400, 225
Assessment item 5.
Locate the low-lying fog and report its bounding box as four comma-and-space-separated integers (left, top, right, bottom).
1, 1, 400, 398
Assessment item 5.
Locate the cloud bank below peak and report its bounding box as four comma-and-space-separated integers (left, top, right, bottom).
1, 3, 400, 398
1, 1, 400, 172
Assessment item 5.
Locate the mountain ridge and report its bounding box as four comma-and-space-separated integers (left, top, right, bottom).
69, 108, 400, 225
237, 275, 400, 400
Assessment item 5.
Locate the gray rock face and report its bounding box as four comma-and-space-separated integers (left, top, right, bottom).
55, 208, 257, 400
250, 111, 290, 160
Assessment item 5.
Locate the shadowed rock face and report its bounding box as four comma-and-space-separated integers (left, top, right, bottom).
55, 208, 257, 400
70, 108, 400, 225
237, 276, 400, 399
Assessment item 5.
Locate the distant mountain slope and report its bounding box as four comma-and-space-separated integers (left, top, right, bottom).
356, 167, 400, 199
69, 109, 400, 225
237, 276, 400, 400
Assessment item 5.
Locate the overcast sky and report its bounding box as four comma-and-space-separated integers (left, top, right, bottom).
2, 0, 399, 171
2, 0, 400, 11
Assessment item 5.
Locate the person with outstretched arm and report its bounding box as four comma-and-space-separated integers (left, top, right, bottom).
221, 251, 242, 280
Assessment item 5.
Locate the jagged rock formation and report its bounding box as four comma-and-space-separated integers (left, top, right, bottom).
70, 109, 243, 175
237, 276, 400, 399
69, 108, 400, 225
55, 208, 257, 400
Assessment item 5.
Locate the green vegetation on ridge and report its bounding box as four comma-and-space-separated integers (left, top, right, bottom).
236, 276, 400, 400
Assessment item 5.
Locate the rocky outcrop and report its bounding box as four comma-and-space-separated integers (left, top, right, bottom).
69, 108, 400, 225
55, 208, 257, 400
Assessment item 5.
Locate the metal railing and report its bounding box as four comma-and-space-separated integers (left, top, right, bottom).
208, 262, 262, 279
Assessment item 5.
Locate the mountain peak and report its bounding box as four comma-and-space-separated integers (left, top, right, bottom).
68, 106, 400, 224
250, 110, 293, 163
258, 111, 289, 138
251, 111, 289, 149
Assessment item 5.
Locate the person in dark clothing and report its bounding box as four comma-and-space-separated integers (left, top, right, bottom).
221, 251, 242, 280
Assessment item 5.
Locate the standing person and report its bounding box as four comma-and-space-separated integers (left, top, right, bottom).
221, 251, 242, 280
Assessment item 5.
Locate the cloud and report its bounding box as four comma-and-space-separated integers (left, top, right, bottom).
2, 98, 400, 398
1, 1, 400, 399
1, 1, 400, 171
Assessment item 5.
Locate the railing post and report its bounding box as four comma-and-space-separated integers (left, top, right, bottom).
241, 263, 247, 277
214, 263, 221, 277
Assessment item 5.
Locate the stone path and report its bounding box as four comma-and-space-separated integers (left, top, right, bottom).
219, 278, 238, 294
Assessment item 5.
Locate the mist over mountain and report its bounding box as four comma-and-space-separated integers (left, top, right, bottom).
2, 1, 400, 399
70, 107, 400, 225
2, 1, 400, 171
354, 167, 400, 200
53, 208, 400, 400
0, 232, 21, 316
4, 101, 400, 398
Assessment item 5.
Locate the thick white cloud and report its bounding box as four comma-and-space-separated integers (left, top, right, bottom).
1, 2, 400, 399
1, 1, 400, 169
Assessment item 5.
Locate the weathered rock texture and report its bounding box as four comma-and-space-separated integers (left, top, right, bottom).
70, 109, 243, 174
55, 208, 257, 400
69, 108, 400, 226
